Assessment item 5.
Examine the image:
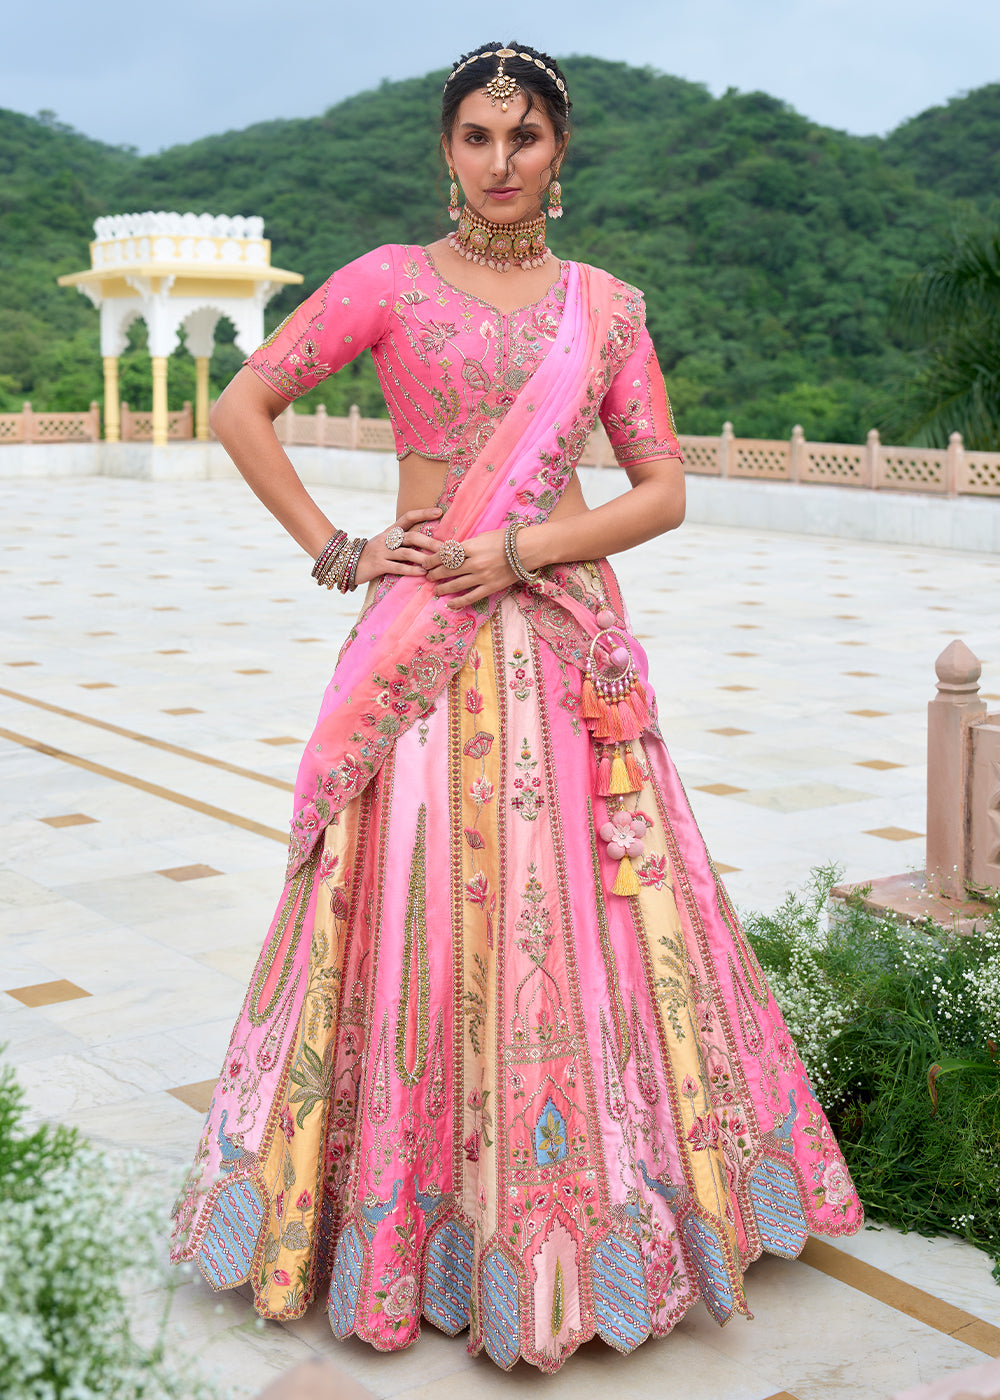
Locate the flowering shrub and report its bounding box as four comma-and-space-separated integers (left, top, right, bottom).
0, 1054, 226, 1399
744, 865, 1000, 1280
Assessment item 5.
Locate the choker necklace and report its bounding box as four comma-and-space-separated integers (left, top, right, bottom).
449, 208, 549, 272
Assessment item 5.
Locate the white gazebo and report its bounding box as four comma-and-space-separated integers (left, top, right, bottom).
58, 212, 302, 445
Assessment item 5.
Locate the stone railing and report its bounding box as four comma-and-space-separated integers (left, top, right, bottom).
273, 409, 1000, 496
0, 401, 101, 444
681, 423, 1000, 497
4, 398, 1000, 498
120, 401, 192, 442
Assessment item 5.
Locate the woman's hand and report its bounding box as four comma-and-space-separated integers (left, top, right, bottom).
354, 507, 443, 586
425, 527, 517, 608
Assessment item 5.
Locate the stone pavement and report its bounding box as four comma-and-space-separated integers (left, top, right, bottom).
1, 474, 998, 1399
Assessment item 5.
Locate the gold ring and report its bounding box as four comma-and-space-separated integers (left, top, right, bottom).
384, 526, 405, 551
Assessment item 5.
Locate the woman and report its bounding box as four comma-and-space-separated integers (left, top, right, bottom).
170, 42, 862, 1373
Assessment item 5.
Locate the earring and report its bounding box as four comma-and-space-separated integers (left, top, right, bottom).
548, 168, 563, 219
448, 166, 460, 221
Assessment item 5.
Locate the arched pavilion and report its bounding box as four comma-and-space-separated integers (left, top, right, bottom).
58, 212, 302, 446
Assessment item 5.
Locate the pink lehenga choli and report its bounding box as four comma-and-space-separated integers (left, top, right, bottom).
169, 245, 863, 1372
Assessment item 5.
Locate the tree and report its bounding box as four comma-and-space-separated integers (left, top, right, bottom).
886, 223, 1000, 450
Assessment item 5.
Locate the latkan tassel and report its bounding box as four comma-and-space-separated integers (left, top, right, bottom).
609, 747, 635, 795
605, 698, 624, 743
592, 695, 612, 741
611, 853, 641, 897
616, 698, 641, 741
581, 675, 600, 721
596, 751, 612, 796
630, 679, 652, 729
624, 746, 645, 791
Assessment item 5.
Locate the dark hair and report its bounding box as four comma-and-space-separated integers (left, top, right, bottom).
441, 41, 573, 151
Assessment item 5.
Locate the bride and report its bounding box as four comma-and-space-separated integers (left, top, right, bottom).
170, 40, 862, 1373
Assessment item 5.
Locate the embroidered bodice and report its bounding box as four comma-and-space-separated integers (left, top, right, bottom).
246, 244, 679, 465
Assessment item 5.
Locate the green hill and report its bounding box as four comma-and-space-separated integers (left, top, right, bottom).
1, 62, 996, 440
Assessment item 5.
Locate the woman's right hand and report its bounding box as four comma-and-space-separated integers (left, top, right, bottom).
354, 507, 443, 585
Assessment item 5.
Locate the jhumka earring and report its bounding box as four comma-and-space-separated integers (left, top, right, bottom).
448, 165, 460, 221
548, 166, 564, 219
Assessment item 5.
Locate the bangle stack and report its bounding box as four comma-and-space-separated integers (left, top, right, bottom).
312, 531, 369, 593
504, 521, 542, 586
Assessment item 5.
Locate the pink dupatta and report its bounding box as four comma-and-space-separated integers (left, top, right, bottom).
286, 261, 654, 876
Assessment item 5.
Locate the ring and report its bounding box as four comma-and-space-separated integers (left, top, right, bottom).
385, 525, 405, 551
439, 539, 466, 570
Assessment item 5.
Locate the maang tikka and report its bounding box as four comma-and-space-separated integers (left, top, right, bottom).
484, 48, 520, 111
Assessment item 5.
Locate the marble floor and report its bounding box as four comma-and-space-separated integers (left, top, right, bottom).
1, 475, 999, 1399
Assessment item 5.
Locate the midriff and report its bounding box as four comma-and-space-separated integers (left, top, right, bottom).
397, 451, 590, 524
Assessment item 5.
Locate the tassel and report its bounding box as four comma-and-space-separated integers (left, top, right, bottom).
616, 700, 640, 741
596, 751, 612, 796
611, 854, 641, 897
631, 680, 652, 729
624, 747, 645, 790
606, 699, 624, 743
581, 675, 600, 720
609, 748, 633, 795
592, 695, 612, 741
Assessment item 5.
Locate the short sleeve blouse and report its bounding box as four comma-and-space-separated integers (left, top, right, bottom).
245, 245, 680, 467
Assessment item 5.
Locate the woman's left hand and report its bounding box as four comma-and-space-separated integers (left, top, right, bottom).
425, 528, 518, 608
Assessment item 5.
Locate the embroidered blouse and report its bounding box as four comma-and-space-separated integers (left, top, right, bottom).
246, 245, 680, 467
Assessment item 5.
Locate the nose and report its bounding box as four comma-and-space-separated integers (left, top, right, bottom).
489, 141, 510, 177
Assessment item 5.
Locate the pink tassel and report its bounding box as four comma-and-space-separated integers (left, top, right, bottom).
616, 700, 640, 741
624, 747, 645, 790
630, 680, 652, 729
606, 699, 624, 743
596, 752, 611, 796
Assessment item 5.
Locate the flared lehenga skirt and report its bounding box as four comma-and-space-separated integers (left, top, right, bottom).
170, 563, 863, 1373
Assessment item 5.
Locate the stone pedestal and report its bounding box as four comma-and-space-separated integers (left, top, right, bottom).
830, 871, 992, 936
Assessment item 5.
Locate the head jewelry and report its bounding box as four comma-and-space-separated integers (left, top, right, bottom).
444, 48, 569, 112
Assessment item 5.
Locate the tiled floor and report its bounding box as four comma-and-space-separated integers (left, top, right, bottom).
1, 476, 999, 1399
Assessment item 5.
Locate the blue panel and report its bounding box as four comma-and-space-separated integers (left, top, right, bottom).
533, 1095, 569, 1166
482, 1249, 520, 1369
680, 1214, 735, 1324
591, 1234, 651, 1351
327, 1222, 364, 1339
424, 1219, 473, 1336
199, 1179, 265, 1288
750, 1156, 809, 1258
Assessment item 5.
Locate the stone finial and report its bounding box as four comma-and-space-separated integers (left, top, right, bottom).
935, 639, 981, 692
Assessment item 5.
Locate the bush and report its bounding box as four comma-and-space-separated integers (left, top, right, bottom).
744, 866, 1000, 1280
0, 1054, 227, 1399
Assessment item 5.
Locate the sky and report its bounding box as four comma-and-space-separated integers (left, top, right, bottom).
2, 0, 997, 154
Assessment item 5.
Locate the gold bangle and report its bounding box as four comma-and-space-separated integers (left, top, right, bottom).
504, 521, 541, 585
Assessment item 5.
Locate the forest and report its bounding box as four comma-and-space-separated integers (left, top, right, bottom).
1, 64, 997, 442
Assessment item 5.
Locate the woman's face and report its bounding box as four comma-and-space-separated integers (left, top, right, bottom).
444, 88, 563, 224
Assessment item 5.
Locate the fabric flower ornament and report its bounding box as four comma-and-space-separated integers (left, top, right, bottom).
598, 810, 649, 897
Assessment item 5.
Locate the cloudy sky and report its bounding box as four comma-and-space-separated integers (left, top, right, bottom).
3, 0, 997, 152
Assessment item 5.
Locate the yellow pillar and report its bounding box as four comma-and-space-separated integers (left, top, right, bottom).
102, 356, 121, 442
195, 355, 210, 441
151, 355, 168, 447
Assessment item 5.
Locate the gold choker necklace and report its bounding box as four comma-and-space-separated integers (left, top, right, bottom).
449, 208, 549, 272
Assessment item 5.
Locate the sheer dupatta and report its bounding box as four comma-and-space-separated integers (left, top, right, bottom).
285, 261, 655, 877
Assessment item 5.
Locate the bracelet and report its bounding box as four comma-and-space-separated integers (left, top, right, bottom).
312, 530, 348, 583
320, 538, 354, 590
338, 537, 368, 593
504, 521, 541, 586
